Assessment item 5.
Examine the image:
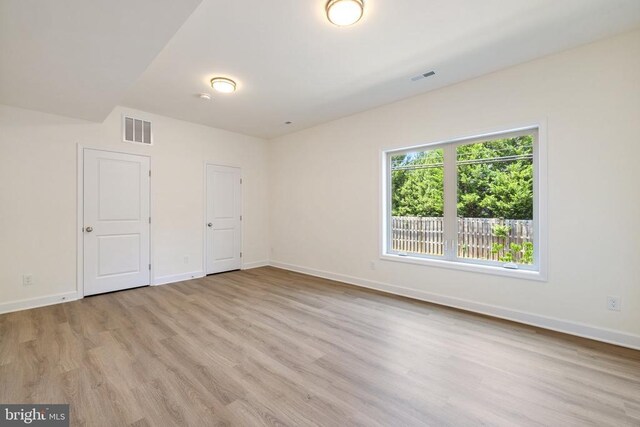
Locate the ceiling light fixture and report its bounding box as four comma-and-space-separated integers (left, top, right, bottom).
210, 77, 236, 93
326, 0, 364, 26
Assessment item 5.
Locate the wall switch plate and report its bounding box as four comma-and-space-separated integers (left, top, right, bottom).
607, 296, 621, 311
23, 274, 34, 286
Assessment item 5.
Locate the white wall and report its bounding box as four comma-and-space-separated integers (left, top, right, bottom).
269, 30, 640, 347
0, 105, 269, 310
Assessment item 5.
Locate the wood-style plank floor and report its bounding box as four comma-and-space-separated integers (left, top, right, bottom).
1, 267, 639, 426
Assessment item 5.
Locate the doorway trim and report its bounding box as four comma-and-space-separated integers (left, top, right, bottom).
76, 144, 153, 297
203, 161, 243, 275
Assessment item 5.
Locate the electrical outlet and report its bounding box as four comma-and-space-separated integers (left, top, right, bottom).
607, 296, 621, 311
369, 261, 376, 270
22, 274, 34, 286
183, 256, 189, 265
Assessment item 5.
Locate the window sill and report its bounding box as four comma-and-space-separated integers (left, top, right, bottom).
380, 253, 547, 282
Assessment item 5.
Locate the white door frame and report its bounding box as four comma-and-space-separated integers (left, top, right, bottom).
203, 162, 243, 274
76, 144, 153, 297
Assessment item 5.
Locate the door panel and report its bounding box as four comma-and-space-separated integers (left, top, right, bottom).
84, 149, 150, 296
213, 172, 234, 218
98, 159, 141, 220
97, 234, 141, 276
206, 165, 241, 274
212, 229, 235, 260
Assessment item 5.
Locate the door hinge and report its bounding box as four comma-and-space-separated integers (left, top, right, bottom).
240, 215, 242, 221
149, 170, 151, 177
240, 252, 243, 258
240, 178, 243, 184
149, 217, 151, 224
148, 264, 151, 270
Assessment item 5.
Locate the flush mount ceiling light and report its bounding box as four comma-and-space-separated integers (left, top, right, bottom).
210, 77, 236, 93
326, 0, 364, 26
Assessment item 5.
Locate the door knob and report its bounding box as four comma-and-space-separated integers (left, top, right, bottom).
85, 226, 93, 233
207, 223, 213, 227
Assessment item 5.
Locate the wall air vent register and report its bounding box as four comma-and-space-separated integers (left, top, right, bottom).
123, 115, 152, 145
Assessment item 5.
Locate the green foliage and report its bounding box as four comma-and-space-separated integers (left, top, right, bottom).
522, 242, 534, 264
500, 251, 513, 263
391, 149, 444, 217
492, 224, 510, 239
391, 136, 534, 219
456, 136, 533, 219
490, 228, 532, 264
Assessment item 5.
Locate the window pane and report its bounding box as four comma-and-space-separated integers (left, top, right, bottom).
456, 135, 534, 265
390, 148, 444, 256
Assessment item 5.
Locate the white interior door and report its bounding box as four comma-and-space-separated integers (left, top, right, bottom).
83, 149, 150, 296
206, 164, 242, 274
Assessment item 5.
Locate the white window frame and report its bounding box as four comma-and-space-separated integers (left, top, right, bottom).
381, 124, 547, 281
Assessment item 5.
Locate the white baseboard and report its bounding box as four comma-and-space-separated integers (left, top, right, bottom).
153, 271, 204, 286
270, 261, 640, 351
0, 291, 81, 315
242, 260, 270, 270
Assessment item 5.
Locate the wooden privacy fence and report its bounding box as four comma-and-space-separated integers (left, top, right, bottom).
391, 216, 533, 260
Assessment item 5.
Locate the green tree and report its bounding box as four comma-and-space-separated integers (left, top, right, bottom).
391, 136, 533, 220
391, 149, 444, 216
457, 135, 533, 219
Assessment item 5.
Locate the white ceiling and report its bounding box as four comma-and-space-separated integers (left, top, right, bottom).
0, 0, 202, 121
2, 1, 639, 138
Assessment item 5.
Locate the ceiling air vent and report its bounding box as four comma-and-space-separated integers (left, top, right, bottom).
123, 115, 153, 145
411, 70, 436, 82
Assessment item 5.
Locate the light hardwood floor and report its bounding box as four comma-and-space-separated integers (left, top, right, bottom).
1, 267, 639, 426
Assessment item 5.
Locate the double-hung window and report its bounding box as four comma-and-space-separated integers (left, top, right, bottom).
382, 127, 545, 280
